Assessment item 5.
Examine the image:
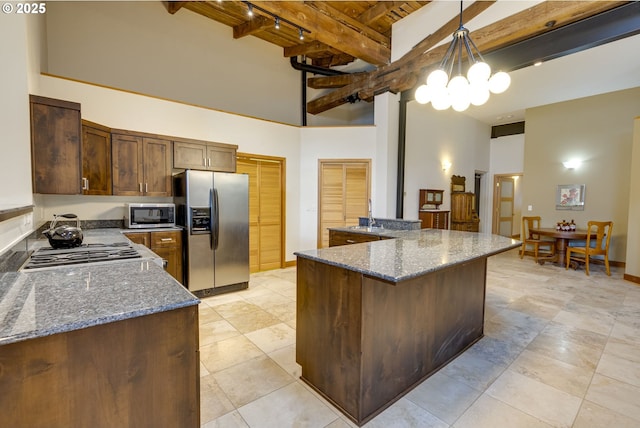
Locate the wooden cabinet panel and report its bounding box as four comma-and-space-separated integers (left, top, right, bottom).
112, 134, 171, 196
329, 230, 382, 247
207, 145, 236, 172
173, 141, 207, 170
419, 210, 449, 229
30, 95, 82, 194
174, 141, 237, 172
112, 134, 144, 196
81, 120, 112, 195
143, 138, 172, 196
451, 193, 479, 232
0, 306, 199, 427
124, 230, 183, 283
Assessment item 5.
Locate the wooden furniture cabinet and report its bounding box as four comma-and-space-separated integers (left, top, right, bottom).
0, 306, 199, 428
419, 210, 449, 229
419, 189, 444, 210
328, 230, 389, 247
112, 131, 172, 196
451, 192, 480, 232
81, 120, 112, 195
29, 95, 82, 194
173, 140, 237, 172
125, 230, 183, 283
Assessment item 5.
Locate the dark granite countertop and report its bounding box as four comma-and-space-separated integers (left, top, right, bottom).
297, 228, 521, 283
0, 229, 198, 346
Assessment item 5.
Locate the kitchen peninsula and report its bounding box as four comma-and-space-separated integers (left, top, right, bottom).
295, 228, 519, 425
0, 230, 200, 427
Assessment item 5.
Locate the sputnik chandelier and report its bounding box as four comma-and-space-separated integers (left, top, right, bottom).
414, 1, 511, 112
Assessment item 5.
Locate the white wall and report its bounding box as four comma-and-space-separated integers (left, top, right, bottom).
489, 134, 525, 236
403, 101, 491, 226
626, 117, 640, 279
298, 126, 378, 250
0, 13, 38, 254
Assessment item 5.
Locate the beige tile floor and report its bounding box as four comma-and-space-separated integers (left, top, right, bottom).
198, 249, 640, 428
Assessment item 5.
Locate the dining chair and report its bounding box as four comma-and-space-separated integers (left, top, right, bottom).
520, 216, 555, 262
566, 221, 613, 276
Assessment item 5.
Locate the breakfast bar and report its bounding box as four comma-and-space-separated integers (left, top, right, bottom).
295, 228, 519, 426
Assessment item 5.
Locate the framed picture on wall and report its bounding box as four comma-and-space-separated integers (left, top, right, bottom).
556, 184, 585, 210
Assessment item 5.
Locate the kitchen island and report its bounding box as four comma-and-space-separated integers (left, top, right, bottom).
295, 228, 519, 426
0, 230, 200, 428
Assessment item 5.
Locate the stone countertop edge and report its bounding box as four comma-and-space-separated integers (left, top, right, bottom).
296, 229, 521, 283
0, 229, 199, 346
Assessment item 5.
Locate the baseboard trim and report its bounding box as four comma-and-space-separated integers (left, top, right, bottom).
624, 273, 640, 285
284, 260, 297, 268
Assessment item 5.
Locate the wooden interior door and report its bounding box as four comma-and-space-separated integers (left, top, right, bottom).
493, 176, 515, 237
237, 154, 285, 273
318, 160, 371, 248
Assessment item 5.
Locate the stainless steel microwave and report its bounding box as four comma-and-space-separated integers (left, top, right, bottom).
125, 203, 176, 229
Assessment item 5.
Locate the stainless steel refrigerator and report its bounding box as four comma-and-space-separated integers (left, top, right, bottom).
174, 170, 249, 296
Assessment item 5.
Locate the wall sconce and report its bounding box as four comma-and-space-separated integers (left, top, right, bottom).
563, 159, 582, 169
442, 161, 452, 171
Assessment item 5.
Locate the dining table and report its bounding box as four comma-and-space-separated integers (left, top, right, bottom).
529, 228, 597, 268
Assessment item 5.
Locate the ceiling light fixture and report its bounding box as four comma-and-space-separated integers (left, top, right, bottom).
299, 28, 304, 40
414, 0, 511, 112
247, 3, 253, 17
274, 16, 280, 30
244, 2, 309, 38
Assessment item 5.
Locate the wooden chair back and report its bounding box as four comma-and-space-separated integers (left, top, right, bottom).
585, 221, 613, 256
522, 216, 541, 240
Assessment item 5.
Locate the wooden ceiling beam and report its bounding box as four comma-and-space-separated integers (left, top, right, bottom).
233, 15, 273, 38
166, 1, 187, 15
358, 1, 407, 25
250, 1, 391, 65
308, 72, 368, 89
307, 1, 390, 47
283, 41, 340, 58
308, 1, 626, 114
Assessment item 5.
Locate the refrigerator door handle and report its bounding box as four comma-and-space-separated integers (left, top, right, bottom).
209, 188, 214, 250
212, 188, 220, 250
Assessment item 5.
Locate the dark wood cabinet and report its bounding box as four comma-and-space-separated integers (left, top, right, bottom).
328, 230, 389, 247
125, 230, 183, 283
81, 120, 112, 195
0, 306, 199, 428
29, 95, 82, 194
451, 192, 479, 232
112, 131, 172, 196
173, 140, 237, 172
419, 210, 449, 229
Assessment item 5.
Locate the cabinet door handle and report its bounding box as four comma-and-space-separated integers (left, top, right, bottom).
203, 158, 206, 166
207, 158, 211, 167
82, 178, 89, 190
139, 183, 143, 192
145, 183, 148, 193
160, 238, 173, 242
346, 239, 356, 243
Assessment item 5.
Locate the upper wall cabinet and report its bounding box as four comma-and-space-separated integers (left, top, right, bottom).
81, 120, 112, 195
112, 131, 172, 196
173, 140, 237, 172
30, 95, 82, 194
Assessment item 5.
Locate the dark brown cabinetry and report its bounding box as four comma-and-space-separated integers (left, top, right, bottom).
173, 140, 237, 172
419, 210, 449, 229
81, 120, 112, 195
0, 306, 199, 427
328, 230, 389, 247
112, 131, 172, 196
125, 230, 183, 283
451, 192, 479, 232
29, 95, 82, 194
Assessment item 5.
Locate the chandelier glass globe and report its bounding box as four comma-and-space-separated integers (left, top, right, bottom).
427, 69, 449, 88
467, 61, 491, 83
489, 71, 511, 94
431, 87, 451, 110
414, 84, 432, 104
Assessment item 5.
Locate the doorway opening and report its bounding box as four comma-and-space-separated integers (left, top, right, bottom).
492, 173, 523, 238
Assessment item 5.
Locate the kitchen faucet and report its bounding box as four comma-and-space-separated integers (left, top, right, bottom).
368, 199, 376, 227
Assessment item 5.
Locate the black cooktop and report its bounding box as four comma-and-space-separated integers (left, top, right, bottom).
22, 242, 142, 270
